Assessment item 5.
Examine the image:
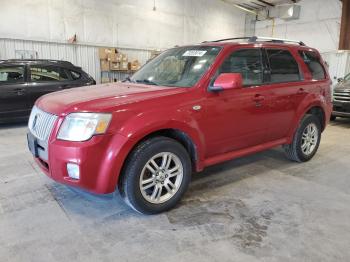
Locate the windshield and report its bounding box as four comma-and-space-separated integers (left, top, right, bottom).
130, 46, 222, 87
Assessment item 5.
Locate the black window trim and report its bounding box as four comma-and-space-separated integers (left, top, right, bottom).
212, 47, 266, 89
29, 64, 70, 83
0, 64, 27, 85
263, 47, 304, 85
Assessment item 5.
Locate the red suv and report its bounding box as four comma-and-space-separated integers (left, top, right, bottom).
27, 37, 332, 214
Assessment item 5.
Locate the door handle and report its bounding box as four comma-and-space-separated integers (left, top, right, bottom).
13, 88, 25, 96
252, 94, 265, 102
252, 94, 265, 108
297, 88, 306, 94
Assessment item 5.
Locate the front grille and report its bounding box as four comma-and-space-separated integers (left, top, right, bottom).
333, 89, 350, 102
28, 106, 58, 142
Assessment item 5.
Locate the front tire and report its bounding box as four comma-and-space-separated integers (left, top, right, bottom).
283, 114, 321, 162
119, 137, 191, 214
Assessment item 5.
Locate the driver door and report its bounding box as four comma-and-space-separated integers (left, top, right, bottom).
203, 48, 273, 158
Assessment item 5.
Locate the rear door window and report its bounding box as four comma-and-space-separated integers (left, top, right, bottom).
266, 49, 301, 83
30, 66, 69, 82
218, 49, 263, 86
0, 66, 25, 84
299, 50, 326, 80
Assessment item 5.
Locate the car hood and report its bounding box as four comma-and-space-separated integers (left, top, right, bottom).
36, 82, 186, 115
334, 81, 350, 91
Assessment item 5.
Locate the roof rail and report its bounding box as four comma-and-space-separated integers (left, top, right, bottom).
1, 59, 75, 66
204, 36, 305, 46
203, 37, 252, 43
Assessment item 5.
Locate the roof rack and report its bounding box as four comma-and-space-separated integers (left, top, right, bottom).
203, 36, 305, 46
1, 59, 74, 66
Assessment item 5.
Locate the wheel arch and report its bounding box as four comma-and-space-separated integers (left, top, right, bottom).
115, 127, 203, 187
306, 106, 326, 131
286, 102, 328, 145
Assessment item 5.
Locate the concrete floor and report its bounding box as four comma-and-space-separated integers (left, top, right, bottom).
0, 120, 350, 262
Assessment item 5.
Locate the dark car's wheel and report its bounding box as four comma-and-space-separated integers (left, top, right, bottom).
119, 136, 191, 214
330, 115, 336, 121
283, 114, 321, 162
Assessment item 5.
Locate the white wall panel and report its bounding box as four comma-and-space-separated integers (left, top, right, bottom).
0, 38, 152, 84
0, 0, 246, 84
322, 51, 350, 88
0, 0, 246, 49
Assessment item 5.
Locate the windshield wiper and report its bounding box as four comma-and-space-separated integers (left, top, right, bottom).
135, 79, 159, 86
122, 76, 135, 83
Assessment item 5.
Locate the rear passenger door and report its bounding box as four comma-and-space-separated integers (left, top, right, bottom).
27, 65, 72, 108
263, 48, 306, 141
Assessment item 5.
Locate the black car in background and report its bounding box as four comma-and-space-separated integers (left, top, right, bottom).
0, 59, 96, 123
332, 73, 350, 120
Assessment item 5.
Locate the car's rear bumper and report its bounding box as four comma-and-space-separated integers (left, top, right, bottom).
28, 131, 130, 194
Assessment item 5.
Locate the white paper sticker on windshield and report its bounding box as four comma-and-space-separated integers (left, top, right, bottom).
182, 50, 207, 57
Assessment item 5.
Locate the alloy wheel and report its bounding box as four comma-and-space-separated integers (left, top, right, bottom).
301, 123, 319, 156
139, 152, 184, 204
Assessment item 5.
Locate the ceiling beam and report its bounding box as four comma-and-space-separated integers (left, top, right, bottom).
256, 0, 275, 7
250, 2, 267, 8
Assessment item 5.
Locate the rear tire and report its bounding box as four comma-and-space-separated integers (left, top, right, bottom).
283, 114, 321, 162
119, 136, 191, 214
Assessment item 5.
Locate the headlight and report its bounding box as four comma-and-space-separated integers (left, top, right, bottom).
57, 113, 112, 141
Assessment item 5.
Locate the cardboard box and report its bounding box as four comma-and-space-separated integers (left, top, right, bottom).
130, 60, 141, 71
110, 62, 120, 71
107, 52, 118, 62
116, 53, 123, 62
121, 54, 128, 62
100, 60, 110, 71
99, 47, 116, 60
121, 61, 128, 70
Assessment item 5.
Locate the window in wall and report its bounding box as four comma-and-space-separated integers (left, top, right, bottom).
299, 50, 326, 80
266, 49, 300, 83
30, 66, 69, 82
0, 66, 25, 84
218, 49, 263, 86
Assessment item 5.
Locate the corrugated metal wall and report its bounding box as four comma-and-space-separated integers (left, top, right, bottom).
322, 51, 350, 88
0, 38, 153, 83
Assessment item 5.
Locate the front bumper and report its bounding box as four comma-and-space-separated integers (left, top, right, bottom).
332, 101, 350, 118
27, 131, 130, 194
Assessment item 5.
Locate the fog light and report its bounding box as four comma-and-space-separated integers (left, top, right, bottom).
67, 163, 80, 180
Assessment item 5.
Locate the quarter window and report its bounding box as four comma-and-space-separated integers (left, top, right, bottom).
30, 66, 69, 82
266, 49, 300, 83
70, 70, 81, 80
218, 49, 263, 86
299, 51, 326, 80
0, 66, 25, 84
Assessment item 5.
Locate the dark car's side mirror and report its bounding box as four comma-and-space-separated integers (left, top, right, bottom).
209, 73, 243, 92
337, 78, 344, 83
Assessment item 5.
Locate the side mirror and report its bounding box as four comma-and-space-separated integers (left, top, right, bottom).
209, 73, 243, 92
337, 78, 344, 83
